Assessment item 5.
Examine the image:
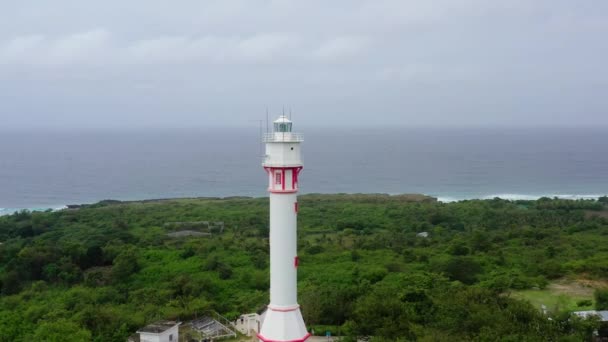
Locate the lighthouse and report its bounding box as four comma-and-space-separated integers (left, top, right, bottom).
258, 115, 310, 342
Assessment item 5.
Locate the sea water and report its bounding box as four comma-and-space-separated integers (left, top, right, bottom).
0, 127, 606, 214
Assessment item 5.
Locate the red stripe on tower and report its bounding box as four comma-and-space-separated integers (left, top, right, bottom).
282, 169, 286, 190
257, 332, 311, 342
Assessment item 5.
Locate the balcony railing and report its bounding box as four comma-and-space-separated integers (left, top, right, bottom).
262, 132, 304, 142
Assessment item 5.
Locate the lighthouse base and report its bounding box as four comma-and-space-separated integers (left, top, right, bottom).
257, 305, 310, 342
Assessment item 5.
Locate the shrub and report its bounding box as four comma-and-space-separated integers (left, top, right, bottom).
594, 289, 608, 310
306, 245, 324, 255
577, 299, 592, 307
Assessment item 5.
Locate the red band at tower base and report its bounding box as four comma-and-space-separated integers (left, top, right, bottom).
257, 332, 312, 342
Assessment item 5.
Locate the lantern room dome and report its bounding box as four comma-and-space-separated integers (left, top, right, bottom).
273, 115, 292, 132
273, 115, 292, 123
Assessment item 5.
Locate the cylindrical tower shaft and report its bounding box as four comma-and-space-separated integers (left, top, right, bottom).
269, 192, 297, 306
258, 115, 309, 342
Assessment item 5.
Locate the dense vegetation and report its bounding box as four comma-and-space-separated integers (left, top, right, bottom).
1, 194, 608, 341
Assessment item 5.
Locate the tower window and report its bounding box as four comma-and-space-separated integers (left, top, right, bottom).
275, 172, 282, 185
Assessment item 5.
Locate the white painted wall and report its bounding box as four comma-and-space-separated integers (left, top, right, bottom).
264, 142, 302, 167
139, 325, 179, 342
269, 192, 298, 306
139, 334, 160, 342
234, 313, 261, 336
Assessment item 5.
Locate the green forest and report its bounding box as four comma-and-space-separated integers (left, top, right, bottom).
1, 194, 608, 341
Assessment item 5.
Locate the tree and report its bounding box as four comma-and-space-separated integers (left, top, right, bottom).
351, 250, 361, 261
251, 253, 267, 269
436, 256, 482, 285
0, 311, 31, 341
111, 247, 138, 283
470, 230, 491, 253
594, 289, 608, 310
31, 319, 91, 342
1, 270, 22, 295
2, 194, 608, 340
217, 263, 233, 280
447, 240, 470, 256
351, 285, 415, 340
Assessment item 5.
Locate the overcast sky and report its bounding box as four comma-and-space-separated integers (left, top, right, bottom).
1, 1, 607, 129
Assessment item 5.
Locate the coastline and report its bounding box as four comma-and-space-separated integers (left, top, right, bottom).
435, 193, 606, 203
0, 205, 68, 217
2, 192, 607, 216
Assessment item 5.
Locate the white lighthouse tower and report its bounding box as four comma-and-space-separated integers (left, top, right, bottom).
258, 115, 310, 342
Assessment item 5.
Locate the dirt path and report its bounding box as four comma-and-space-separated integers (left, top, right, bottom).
548, 278, 608, 297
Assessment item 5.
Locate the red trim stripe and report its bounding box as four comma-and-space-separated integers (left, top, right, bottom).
269, 189, 298, 194
257, 332, 311, 342
268, 304, 300, 312
281, 169, 286, 190
263, 166, 303, 193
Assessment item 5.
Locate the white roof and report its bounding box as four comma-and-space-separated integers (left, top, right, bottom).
572, 310, 608, 322
137, 321, 180, 334
273, 115, 292, 123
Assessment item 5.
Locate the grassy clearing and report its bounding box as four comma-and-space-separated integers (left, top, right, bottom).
512, 289, 593, 312
511, 278, 597, 313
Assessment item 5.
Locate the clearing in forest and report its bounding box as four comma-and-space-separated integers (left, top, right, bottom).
512, 278, 608, 313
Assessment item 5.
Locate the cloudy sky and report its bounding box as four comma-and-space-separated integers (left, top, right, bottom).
1, 0, 607, 129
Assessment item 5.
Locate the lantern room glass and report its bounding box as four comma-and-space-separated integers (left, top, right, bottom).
274, 122, 292, 132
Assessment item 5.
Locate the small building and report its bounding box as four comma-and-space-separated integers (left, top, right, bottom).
572, 310, 608, 322
136, 320, 180, 342
416, 232, 429, 238
234, 313, 261, 336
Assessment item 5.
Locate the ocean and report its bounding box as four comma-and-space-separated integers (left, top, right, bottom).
1, 127, 607, 215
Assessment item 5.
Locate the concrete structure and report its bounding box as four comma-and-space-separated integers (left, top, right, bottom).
136, 321, 180, 342
572, 310, 608, 322
190, 315, 237, 340
258, 115, 310, 342
234, 313, 261, 336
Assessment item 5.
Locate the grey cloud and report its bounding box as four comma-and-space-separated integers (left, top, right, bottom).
311, 36, 369, 62
0, 30, 368, 66
0, 0, 607, 129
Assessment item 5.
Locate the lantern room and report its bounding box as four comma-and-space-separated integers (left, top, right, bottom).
262, 115, 303, 168
274, 115, 293, 132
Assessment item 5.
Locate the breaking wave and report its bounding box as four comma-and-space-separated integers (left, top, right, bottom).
0, 206, 67, 216
437, 194, 606, 203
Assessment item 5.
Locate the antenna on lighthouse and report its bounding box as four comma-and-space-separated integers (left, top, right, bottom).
258, 119, 263, 157
250, 118, 265, 158
266, 107, 269, 133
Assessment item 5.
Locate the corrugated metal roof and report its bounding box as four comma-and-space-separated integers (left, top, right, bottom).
136, 320, 180, 334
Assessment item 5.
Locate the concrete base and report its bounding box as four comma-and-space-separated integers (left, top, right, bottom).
258, 305, 310, 342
